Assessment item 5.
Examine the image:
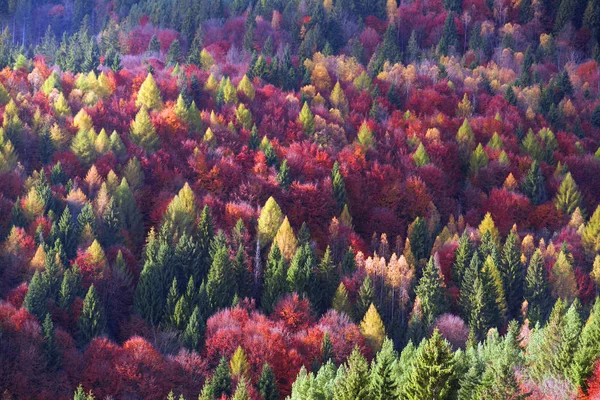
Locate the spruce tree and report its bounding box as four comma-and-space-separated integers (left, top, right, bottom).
453, 232, 474, 284
415, 256, 448, 327
333, 346, 370, 400
277, 159, 292, 190
24, 270, 48, 320
262, 243, 287, 313
403, 329, 455, 400
182, 306, 204, 352
331, 161, 347, 212
258, 363, 279, 400
521, 160, 548, 205
77, 284, 106, 344
43, 313, 60, 369
438, 13, 457, 55
357, 275, 375, 319
206, 243, 236, 310
369, 338, 398, 400
500, 231, 524, 320
287, 244, 312, 295
212, 357, 232, 398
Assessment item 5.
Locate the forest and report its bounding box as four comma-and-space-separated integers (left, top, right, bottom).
0, 0, 600, 398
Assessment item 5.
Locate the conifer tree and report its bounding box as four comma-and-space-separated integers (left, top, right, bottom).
77, 284, 106, 344
212, 357, 232, 398
234, 244, 252, 300
552, 300, 582, 379
453, 231, 474, 284
410, 216, 430, 262
551, 249, 579, 302
521, 160, 548, 205
357, 120, 375, 147
277, 159, 292, 190
24, 270, 47, 320
438, 13, 457, 55
333, 346, 370, 400
331, 161, 347, 212
71, 129, 96, 167
182, 306, 204, 351
311, 246, 338, 314
360, 303, 386, 352
298, 102, 315, 134
206, 243, 236, 310
572, 297, 600, 391
287, 243, 313, 295
59, 266, 81, 309
232, 377, 250, 400
403, 329, 454, 400
230, 346, 250, 378
262, 243, 287, 313
582, 205, 600, 257
501, 231, 524, 320
369, 338, 398, 399
258, 363, 279, 400
130, 106, 160, 152
43, 313, 60, 369
357, 275, 375, 319
525, 250, 552, 326
554, 172, 583, 215
134, 231, 167, 325
257, 196, 284, 247
415, 256, 448, 327
413, 142, 430, 167
332, 282, 353, 318
136, 73, 163, 110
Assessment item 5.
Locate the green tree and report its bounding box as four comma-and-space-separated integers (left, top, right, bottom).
206, 243, 236, 310
130, 106, 159, 152
525, 250, 552, 326
277, 159, 292, 190
287, 243, 312, 295
258, 363, 279, 400
554, 172, 583, 215
500, 231, 524, 320
43, 313, 60, 369
438, 13, 457, 55
181, 306, 204, 351
212, 357, 232, 398
413, 143, 430, 167
331, 161, 347, 212
136, 73, 163, 110
134, 231, 168, 325
453, 232, 474, 284
298, 102, 315, 134
77, 285, 105, 344
415, 257, 448, 327
71, 129, 96, 167
357, 275, 375, 319
572, 297, 600, 391
262, 243, 287, 313
369, 338, 398, 400
521, 160, 548, 205
167, 39, 182, 65
403, 329, 455, 399
333, 346, 370, 400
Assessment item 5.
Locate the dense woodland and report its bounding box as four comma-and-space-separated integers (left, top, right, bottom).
0, 0, 600, 398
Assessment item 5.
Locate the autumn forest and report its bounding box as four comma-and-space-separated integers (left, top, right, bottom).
0, 0, 600, 398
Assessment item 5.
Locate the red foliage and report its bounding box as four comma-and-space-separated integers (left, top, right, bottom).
272, 294, 314, 332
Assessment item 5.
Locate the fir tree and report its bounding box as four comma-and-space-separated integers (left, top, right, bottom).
572, 297, 600, 391
334, 346, 370, 400
182, 306, 204, 351
277, 159, 292, 190
521, 160, 548, 205
331, 161, 347, 212
369, 338, 398, 399
415, 257, 448, 327
357, 275, 375, 319
206, 242, 236, 310
258, 363, 279, 400
77, 284, 106, 344
500, 231, 524, 320
262, 243, 287, 313
43, 313, 60, 369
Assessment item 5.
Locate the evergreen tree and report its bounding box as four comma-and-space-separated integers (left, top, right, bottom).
415, 257, 448, 327
59, 266, 81, 309
262, 243, 287, 313
438, 13, 457, 55
181, 306, 204, 351
258, 363, 279, 400
521, 160, 548, 205
277, 159, 292, 190
334, 346, 370, 400
134, 231, 167, 325
357, 275, 375, 319
167, 39, 182, 65
24, 270, 48, 320
43, 313, 60, 369
331, 161, 347, 212
572, 297, 600, 391
287, 243, 312, 295
525, 250, 552, 326
403, 329, 455, 399
369, 338, 398, 399
500, 231, 524, 320
453, 232, 474, 284
77, 284, 106, 344
212, 357, 232, 398
206, 242, 236, 310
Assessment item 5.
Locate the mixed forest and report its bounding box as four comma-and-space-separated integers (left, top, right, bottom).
1, 0, 600, 398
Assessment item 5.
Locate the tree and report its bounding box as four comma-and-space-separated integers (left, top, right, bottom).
357, 120, 375, 147
357, 275, 375, 319
232, 377, 250, 400
24, 270, 48, 320
332, 161, 347, 212
403, 329, 455, 399
298, 102, 315, 134
525, 250, 552, 326
167, 39, 182, 65
583, 205, 600, 257
73, 385, 94, 400
416, 256, 448, 327
257, 197, 284, 247
572, 297, 600, 391
469, 143, 488, 174
134, 231, 167, 325
334, 346, 370, 400
71, 129, 96, 167
521, 161, 548, 206
230, 346, 250, 378
206, 242, 236, 310
258, 363, 279, 400
554, 173, 583, 216
77, 284, 106, 344
136, 73, 163, 110
360, 303, 386, 352
182, 306, 204, 351
551, 249, 579, 302
438, 13, 457, 55
262, 243, 287, 313
287, 244, 313, 295
369, 338, 398, 399
130, 106, 159, 152
501, 232, 524, 320
414, 143, 430, 167
332, 282, 353, 317
453, 232, 474, 284
43, 313, 59, 369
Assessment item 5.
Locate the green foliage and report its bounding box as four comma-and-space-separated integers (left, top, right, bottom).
77, 285, 106, 344
206, 241, 236, 310
415, 256, 448, 327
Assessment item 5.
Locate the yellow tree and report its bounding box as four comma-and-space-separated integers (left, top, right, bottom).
582, 206, 600, 257
357, 120, 375, 147
478, 212, 500, 246
551, 250, 579, 302
130, 106, 160, 152
359, 303, 386, 352
136, 73, 163, 110
257, 197, 284, 247
274, 216, 298, 261
230, 346, 250, 379
237, 75, 255, 100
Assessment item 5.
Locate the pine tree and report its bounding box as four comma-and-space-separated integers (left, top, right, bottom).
501, 231, 524, 320
136, 73, 163, 110
206, 243, 236, 310
360, 303, 386, 353
130, 106, 159, 152
258, 363, 279, 400
525, 250, 552, 326
403, 329, 454, 399
415, 256, 447, 327
369, 338, 398, 399
521, 160, 548, 206
77, 284, 105, 344
555, 172, 583, 215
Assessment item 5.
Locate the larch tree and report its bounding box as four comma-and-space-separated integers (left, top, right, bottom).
582, 205, 600, 258
298, 102, 315, 134
257, 196, 284, 247
360, 303, 386, 353
274, 216, 297, 261
230, 346, 250, 379
554, 172, 583, 216
130, 106, 160, 152
551, 249, 579, 302
357, 120, 375, 147
136, 73, 163, 110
